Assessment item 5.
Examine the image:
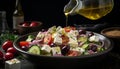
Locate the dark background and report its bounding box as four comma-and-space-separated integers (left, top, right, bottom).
0, 0, 120, 29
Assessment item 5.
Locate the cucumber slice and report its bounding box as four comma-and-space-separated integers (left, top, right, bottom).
81, 44, 89, 49
28, 45, 40, 55
78, 36, 88, 43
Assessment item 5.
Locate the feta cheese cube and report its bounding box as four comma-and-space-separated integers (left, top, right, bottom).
41, 44, 51, 53
52, 32, 61, 38
89, 35, 99, 42
80, 48, 85, 53
36, 32, 45, 40
56, 28, 65, 35
51, 47, 61, 55
68, 38, 78, 48
67, 30, 78, 37
53, 36, 62, 45
5, 58, 21, 69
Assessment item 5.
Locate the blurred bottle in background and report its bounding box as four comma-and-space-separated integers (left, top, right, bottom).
0, 11, 9, 34
13, 0, 24, 29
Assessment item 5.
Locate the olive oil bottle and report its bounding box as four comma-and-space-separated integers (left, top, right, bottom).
13, 0, 24, 29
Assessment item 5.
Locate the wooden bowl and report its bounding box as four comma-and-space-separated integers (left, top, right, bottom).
101, 27, 120, 39
18, 21, 43, 35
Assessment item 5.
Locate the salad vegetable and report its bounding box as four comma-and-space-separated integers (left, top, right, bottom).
28, 45, 40, 55
26, 35, 35, 42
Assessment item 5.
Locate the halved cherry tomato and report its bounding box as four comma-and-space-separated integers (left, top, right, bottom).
44, 33, 53, 45
67, 50, 80, 56
22, 22, 30, 27
64, 27, 71, 32
19, 41, 29, 47
30, 21, 39, 27
64, 26, 76, 32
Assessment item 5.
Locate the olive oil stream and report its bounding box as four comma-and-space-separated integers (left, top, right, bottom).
65, 13, 69, 27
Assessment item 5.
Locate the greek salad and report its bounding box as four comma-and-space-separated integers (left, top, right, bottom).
19, 26, 105, 56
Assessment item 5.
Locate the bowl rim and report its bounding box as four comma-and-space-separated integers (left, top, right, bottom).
13, 31, 113, 59
101, 27, 120, 38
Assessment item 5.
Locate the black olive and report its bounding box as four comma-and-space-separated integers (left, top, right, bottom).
61, 45, 70, 56
50, 43, 56, 47
88, 44, 97, 52
78, 29, 86, 35
21, 46, 29, 51
88, 32, 94, 37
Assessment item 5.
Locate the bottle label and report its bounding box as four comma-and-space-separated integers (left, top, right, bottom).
13, 16, 24, 29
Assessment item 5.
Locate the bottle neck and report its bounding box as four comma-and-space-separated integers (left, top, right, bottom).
15, 0, 22, 11
13, 0, 24, 16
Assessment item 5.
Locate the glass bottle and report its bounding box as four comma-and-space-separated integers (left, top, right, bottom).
13, 0, 24, 29
64, 0, 114, 20
0, 11, 9, 34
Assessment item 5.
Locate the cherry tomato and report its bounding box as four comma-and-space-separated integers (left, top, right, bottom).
2, 40, 13, 51
4, 52, 14, 60
64, 26, 76, 32
7, 47, 17, 54
22, 22, 29, 27
64, 27, 71, 32
67, 50, 80, 56
0, 51, 3, 59
30, 21, 39, 27
19, 41, 29, 47
44, 33, 53, 45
